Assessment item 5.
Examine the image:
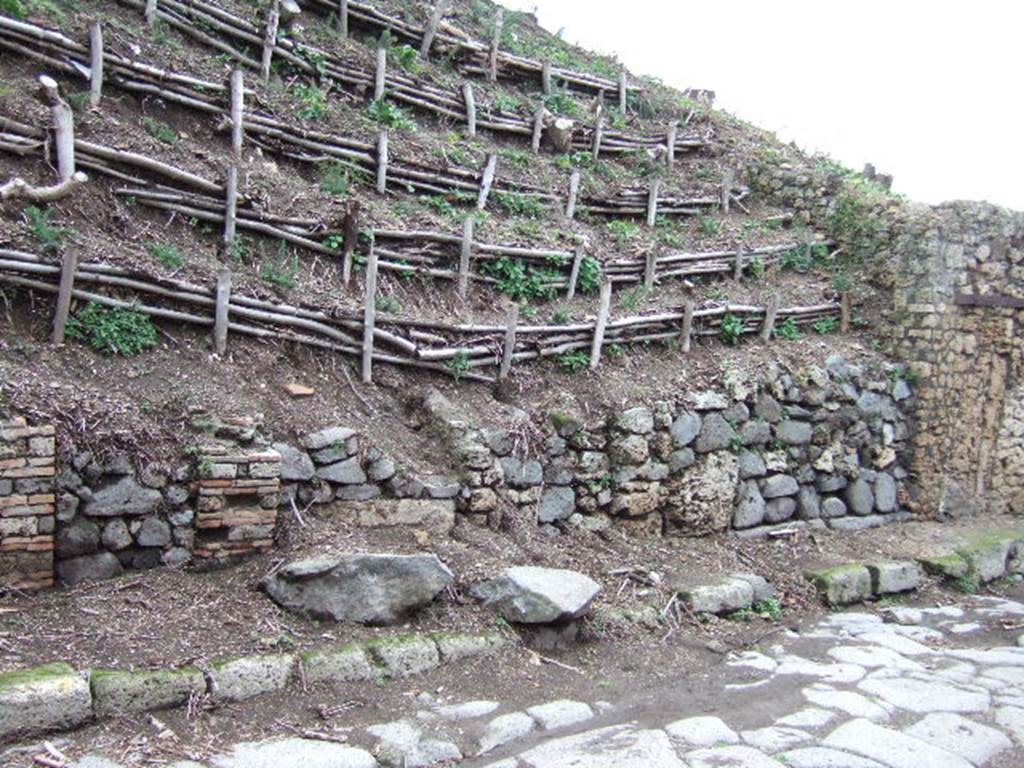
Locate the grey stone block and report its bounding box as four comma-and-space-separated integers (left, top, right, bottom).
762, 474, 799, 498
0, 663, 92, 741
845, 478, 875, 515
210, 654, 295, 702
867, 561, 922, 595
366, 635, 440, 678
301, 644, 378, 684
90, 667, 205, 716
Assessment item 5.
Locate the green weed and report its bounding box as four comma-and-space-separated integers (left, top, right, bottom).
752, 598, 783, 621
376, 295, 401, 313
480, 257, 558, 302
142, 116, 178, 144
619, 286, 647, 312
25, 205, 69, 254
446, 351, 471, 381
607, 219, 639, 245
293, 83, 328, 120
698, 215, 720, 236
148, 242, 183, 269
559, 349, 589, 373
318, 162, 352, 197
494, 192, 545, 218
720, 313, 745, 345
775, 317, 803, 341
812, 316, 839, 335
260, 246, 299, 289
66, 302, 158, 357
367, 98, 416, 130
577, 256, 602, 294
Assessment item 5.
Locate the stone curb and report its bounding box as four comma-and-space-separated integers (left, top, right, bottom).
805, 530, 1024, 606
0, 630, 510, 744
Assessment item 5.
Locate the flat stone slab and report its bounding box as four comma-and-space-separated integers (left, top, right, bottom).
741, 725, 811, 752
803, 686, 892, 721
779, 747, 886, 768
0, 662, 92, 741
677, 575, 759, 615
664, 715, 739, 747
366, 635, 439, 678
867, 561, 922, 594
472, 566, 601, 624
354, 499, 456, 533
434, 700, 500, 720
526, 699, 594, 730
685, 745, 785, 767
822, 718, 973, 768
263, 553, 454, 624
211, 738, 376, 768
477, 712, 536, 755
516, 724, 685, 768
366, 719, 460, 768
904, 712, 1013, 765
301, 643, 378, 684
858, 674, 990, 713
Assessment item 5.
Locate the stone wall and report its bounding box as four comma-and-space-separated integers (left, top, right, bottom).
0, 418, 56, 590
418, 355, 915, 538
749, 152, 1024, 517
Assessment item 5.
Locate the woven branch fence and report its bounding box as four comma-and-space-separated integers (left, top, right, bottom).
0, 249, 844, 385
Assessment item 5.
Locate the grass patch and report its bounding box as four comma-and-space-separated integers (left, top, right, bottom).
480, 256, 558, 302
148, 242, 183, 269
367, 98, 416, 131
25, 205, 70, 254
607, 219, 639, 245
493, 192, 545, 218
142, 116, 178, 144
66, 302, 159, 356
558, 349, 589, 373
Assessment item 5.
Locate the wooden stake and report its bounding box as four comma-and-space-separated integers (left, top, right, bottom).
618, 68, 627, 113
338, 0, 349, 39
376, 128, 389, 194
374, 46, 387, 101
51, 250, 77, 344
488, 7, 503, 82
213, 269, 231, 355
589, 278, 612, 370
760, 295, 778, 341
720, 168, 734, 213
361, 236, 378, 383
566, 245, 585, 299
88, 22, 103, 108
458, 215, 474, 299
229, 68, 244, 159
646, 177, 660, 227
38, 76, 74, 183
260, 0, 280, 83
733, 242, 744, 281
531, 106, 545, 153
565, 169, 580, 219
144, 0, 157, 26
462, 83, 476, 137
224, 163, 238, 244
476, 154, 497, 210
680, 299, 694, 353
420, 0, 448, 59
592, 107, 604, 161
541, 61, 552, 95
840, 292, 852, 333
643, 250, 657, 292
665, 121, 678, 169
498, 302, 518, 380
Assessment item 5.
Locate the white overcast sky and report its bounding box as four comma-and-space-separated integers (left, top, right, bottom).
502, 0, 1023, 210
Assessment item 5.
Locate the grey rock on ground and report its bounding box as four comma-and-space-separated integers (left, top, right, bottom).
56, 552, 123, 585
472, 566, 601, 624
211, 738, 376, 768
264, 554, 454, 623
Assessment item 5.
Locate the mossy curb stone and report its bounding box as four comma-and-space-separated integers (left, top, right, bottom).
0, 662, 91, 741
300, 643, 379, 685
210, 654, 295, 703
957, 533, 1021, 582
90, 667, 205, 716
806, 564, 872, 606
867, 561, 922, 595
432, 631, 507, 662
366, 635, 440, 678
919, 554, 970, 579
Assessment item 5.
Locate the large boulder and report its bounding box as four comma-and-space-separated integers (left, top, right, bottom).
471, 566, 601, 624
82, 476, 162, 517
263, 554, 454, 624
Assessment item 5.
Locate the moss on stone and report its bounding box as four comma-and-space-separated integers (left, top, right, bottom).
0, 662, 77, 691
918, 554, 969, 578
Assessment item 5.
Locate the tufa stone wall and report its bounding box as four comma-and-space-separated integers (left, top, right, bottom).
0, 418, 56, 590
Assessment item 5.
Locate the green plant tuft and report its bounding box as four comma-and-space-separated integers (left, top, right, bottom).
493, 192, 545, 218
480, 257, 558, 302
142, 116, 178, 144
606, 219, 639, 245
558, 349, 589, 373
367, 98, 416, 130
25, 205, 70, 254
148, 242, 183, 269
446, 351, 471, 381
576, 256, 602, 294
720, 313, 745, 345
812, 316, 839, 335
775, 317, 803, 341
66, 302, 159, 356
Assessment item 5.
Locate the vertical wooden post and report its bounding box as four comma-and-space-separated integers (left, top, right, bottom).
458, 215, 474, 299
213, 269, 231, 355
51, 250, 77, 344
420, 0, 447, 59
38, 76, 74, 183
565, 169, 580, 219
680, 299, 694, 353
338, 0, 349, 39
840, 292, 852, 333
643, 251, 657, 292
646, 178, 660, 227
340, 201, 360, 290
224, 163, 238, 245
589, 278, 612, 370
476, 154, 497, 210
566, 245, 585, 299
541, 61, 552, 95
361, 235, 378, 384
591, 107, 604, 161
230, 68, 244, 159
618, 68, 627, 113
733, 243, 744, 281
144, 0, 157, 26
88, 22, 104, 108
498, 303, 518, 380
374, 46, 387, 101
376, 129, 389, 194
760, 295, 778, 341
462, 83, 476, 137
531, 106, 545, 153
665, 121, 678, 169
260, 0, 280, 83
488, 7, 503, 82
720, 168, 734, 214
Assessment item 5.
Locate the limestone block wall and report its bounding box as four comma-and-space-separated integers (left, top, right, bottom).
0, 418, 56, 590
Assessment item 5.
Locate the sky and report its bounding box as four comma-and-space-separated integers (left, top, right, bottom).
501, 0, 1024, 210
